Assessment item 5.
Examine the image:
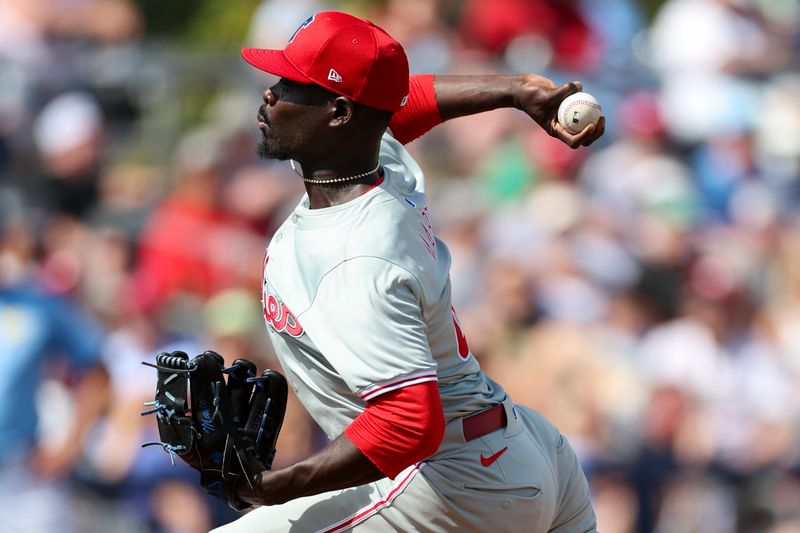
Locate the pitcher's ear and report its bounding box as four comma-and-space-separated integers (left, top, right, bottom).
330, 96, 355, 128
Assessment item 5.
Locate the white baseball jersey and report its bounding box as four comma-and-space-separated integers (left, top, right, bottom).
261, 132, 507, 442
217, 132, 597, 532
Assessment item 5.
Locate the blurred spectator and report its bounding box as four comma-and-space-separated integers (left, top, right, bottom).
127, 129, 269, 314
754, 74, 800, 191
649, 0, 791, 144
0, 0, 142, 183
458, 0, 602, 72
375, 0, 453, 73
578, 0, 645, 77
0, 187, 109, 533
591, 475, 638, 533
652, 476, 737, 533
32, 91, 106, 217
0, 0, 141, 91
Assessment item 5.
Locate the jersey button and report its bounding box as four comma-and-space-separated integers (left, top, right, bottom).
275, 233, 283, 242
291, 214, 299, 223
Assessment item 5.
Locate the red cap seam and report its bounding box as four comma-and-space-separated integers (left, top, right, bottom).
357, 26, 379, 103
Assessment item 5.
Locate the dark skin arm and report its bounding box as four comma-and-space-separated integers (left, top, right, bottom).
239, 74, 604, 507
433, 74, 605, 148
238, 432, 381, 506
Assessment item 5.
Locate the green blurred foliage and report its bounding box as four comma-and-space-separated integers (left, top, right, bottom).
134, 0, 261, 45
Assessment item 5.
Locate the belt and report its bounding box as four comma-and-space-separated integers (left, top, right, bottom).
462, 404, 507, 441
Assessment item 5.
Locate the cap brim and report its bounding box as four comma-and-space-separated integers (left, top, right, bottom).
241, 48, 311, 84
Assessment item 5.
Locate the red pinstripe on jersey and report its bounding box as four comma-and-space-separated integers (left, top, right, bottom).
358, 369, 438, 401
316, 464, 424, 533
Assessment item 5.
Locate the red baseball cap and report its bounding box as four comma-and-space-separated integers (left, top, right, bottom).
242, 11, 409, 112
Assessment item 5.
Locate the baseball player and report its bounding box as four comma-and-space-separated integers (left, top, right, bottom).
216, 10, 604, 533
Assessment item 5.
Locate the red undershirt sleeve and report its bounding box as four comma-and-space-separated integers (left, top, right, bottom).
388, 74, 443, 145
344, 380, 445, 479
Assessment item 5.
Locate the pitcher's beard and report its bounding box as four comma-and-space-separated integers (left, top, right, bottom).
256, 132, 291, 161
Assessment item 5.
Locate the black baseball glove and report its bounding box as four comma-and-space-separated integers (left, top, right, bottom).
141, 350, 288, 510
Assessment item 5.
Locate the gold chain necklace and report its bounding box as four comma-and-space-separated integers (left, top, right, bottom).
290, 160, 381, 184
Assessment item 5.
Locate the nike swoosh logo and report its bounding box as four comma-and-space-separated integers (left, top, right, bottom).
480, 446, 508, 467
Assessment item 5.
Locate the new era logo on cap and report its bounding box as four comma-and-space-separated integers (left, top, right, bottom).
327, 68, 342, 83
241, 11, 409, 112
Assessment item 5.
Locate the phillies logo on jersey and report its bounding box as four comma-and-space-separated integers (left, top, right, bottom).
262, 255, 304, 337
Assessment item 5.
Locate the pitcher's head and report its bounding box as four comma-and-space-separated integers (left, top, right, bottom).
243, 11, 409, 162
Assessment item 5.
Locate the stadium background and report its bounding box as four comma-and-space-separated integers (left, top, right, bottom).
0, 0, 798, 531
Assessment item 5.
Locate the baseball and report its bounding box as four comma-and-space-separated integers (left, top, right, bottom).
558, 92, 602, 134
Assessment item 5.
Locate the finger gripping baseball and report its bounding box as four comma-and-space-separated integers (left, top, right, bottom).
141, 350, 287, 510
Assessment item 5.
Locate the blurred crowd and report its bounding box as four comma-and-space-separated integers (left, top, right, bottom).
0, 0, 798, 532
